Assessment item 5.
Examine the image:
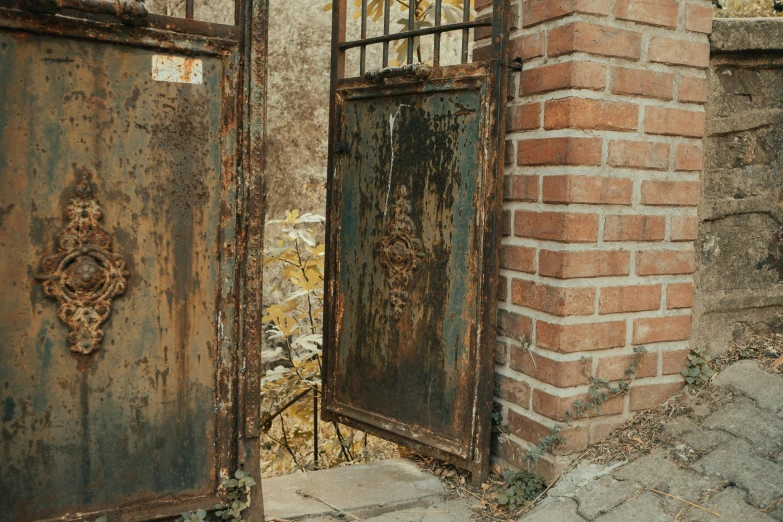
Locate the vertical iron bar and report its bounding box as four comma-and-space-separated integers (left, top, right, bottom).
313, 390, 319, 465
461, 0, 470, 63
360, 0, 368, 74
433, 0, 442, 68
407, 0, 415, 64
185, 0, 194, 19
382, 0, 390, 67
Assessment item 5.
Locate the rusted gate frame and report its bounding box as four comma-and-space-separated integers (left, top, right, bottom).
0, 0, 267, 519
323, 0, 510, 485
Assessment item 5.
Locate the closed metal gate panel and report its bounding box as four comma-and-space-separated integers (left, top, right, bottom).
323, 1, 509, 484
0, 3, 267, 520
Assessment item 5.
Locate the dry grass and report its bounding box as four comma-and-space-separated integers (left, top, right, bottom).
715, 0, 783, 17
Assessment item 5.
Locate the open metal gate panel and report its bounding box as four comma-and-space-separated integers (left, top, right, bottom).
323, 0, 509, 483
0, 1, 267, 520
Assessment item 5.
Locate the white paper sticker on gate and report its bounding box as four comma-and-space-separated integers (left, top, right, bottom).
152, 55, 203, 84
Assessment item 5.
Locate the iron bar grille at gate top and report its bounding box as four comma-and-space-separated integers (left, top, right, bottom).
332, 0, 493, 77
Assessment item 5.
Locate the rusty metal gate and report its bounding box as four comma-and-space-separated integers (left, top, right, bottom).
322, 0, 509, 484
0, 0, 267, 519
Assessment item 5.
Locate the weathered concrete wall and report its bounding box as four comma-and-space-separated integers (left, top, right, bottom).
694, 19, 783, 357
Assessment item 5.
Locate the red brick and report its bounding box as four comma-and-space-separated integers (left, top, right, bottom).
474, 0, 493, 10
507, 103, 541, 132
608, 141, 670, 170
641, 181, 700, 207
542, 175, 633, 205
508, 409, 589, 454
536, 320, 627, 352
611, 67, 673, 100
515, 211, 599, 242
604, 215, 666, 242
518, 137, 602, 166
511, 348, 590, 387
662, 349, 690, 374
499, 310, 534, 343
533, 388, 624, 420
685, 4, 714, 34
615, 0, 678, 27
512, 279, 595, 316
505, 175, 539, 202
549, 22, 642, 60
596, 352, 659, 380
666, 282, 694, 309
675, 144, 704, 171
679, 76, 708, 104
630, 382, 684, 411
544, 98, 639, 132
473, 44, 490, 63
509, 32, 545, 61
648, 37, 710, 69
633, 315, 692, 344
502, 210, 512, 236
495, 373, 531, 406
521, 61, 606, 95
505, 140, 515, 165
636, 250, 696, 275
539, 250, 631, 279
496, 340, 508, 364
499, 275, 508, 302
599, 285, 662, 314
671, 215, 698, 242
522, 0, 611, 27
500, 245, 537, 273
509, 72, 518, 101
493, 436, 570, 483
645, 107, 706, 138
474, 15, 493, 42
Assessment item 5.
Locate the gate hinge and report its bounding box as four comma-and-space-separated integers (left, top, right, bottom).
508, 58, 523, 71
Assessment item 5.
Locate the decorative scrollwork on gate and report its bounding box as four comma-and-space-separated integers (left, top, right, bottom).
36, 169, 130, 355
379, 185, 425, 320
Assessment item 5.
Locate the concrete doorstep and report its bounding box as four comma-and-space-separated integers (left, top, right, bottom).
261, 458, 473, 521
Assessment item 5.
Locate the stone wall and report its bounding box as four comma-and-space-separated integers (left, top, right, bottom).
693, 19, 783, 357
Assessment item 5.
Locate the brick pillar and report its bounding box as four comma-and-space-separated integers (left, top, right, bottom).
476, 0, 713, 480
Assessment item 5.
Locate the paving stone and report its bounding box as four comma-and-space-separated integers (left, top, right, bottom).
770, 502, 783, 521
613, 451, 722, 513
661, 416, 730, 452
692, 438, 783, 508
680, 428, 731, 452
594, 492, 672, 522
569, 475, 642, 520
713, 360, 783, 415
703, 397, 783, 457
518, 496, 586, 522
547, 461, 625, 498
683, 487, 774, 522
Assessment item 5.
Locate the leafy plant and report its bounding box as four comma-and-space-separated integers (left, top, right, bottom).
260, 210, 397, 476
176, 470, 256, 522
682, 348, 715, 385
497, 470, 546, 510
324, 0, 474, 65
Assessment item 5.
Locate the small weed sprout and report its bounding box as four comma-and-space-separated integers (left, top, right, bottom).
682, 347, 714, 385
177, 470, 256, 522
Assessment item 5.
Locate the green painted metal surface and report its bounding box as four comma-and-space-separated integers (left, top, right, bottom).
0, 28, 236, 520
325, 74, 493, 462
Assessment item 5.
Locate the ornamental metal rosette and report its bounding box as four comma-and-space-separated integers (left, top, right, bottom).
379, 185, 425, 320
36, 169, 130, 355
